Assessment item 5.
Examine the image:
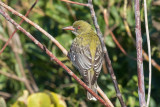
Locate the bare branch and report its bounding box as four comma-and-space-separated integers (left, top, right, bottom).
123, 0, 136, 44
0, 8, 111, 107
0, 91, 11, 99
97, 86, 114, 107
61, 0, 126, 106
0, 70, 25, 82
0, 0, 40, 94
123, 0, 160, 71
0, 2, 113, 106
103, 9, 136, 60
134, 0, 146, 106
0, 0, 39, 55
0, 1, 68, 56
87, 0, 126, 106
66, 3, 77, 20
142, 50, 160, 71
61, 0, 88, 6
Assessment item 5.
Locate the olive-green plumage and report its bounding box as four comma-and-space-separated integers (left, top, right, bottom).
63, 20, 104, 101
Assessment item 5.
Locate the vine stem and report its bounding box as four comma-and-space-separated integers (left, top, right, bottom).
143, 0, 152, 106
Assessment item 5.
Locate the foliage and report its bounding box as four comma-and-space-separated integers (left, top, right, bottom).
11, 91, 66, 107
0, 0, 160, 106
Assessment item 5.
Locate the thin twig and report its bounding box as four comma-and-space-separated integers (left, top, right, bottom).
123, 0, 160, 71
5, 19, 34, 94
142, 50, 160, 71
61, 0, 88, 6
0, 70, 25, 82
27, 67, 39, 92
87, 0, 126, 106
0, 2, 111, 105
14, 50, 34, 93
152, 1, 160, 6
61, 0, 126, 106
123, 0, 136, 45
0, 60, 14, 74
0, 0, 39, 55
0, 91, 11, 99
134, 0, 146, 106
144, 0, 152, 106
0, 35, 8, 42
0, 34, 22, 53
66, 3, 77, 20
0, 1, 68, 56
0, 0, 39, 94
103, 9, 136, 60
0, 0, 39, 93
97, 86, 114, 107
102, 60, 108, 74
0, 9, 111, 107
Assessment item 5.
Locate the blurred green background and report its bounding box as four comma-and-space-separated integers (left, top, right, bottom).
0, 0, 160, 106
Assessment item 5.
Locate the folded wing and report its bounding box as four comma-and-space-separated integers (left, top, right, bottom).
68, 40, 92, 85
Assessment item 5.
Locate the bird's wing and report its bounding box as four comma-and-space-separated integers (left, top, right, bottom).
68, 40, 92, 85
91, 44, 104, 85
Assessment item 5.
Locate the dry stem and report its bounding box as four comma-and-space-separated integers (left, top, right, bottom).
0, 1, 68, 56
143, 0, 152, 106
134, 0, 146, 106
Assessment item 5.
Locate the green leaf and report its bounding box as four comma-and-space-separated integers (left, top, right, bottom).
128, 96, 136, 107
56, 34, 73, 50
50, 92, 66, 107
105, 35, 116, 48
28, 93, 51, 107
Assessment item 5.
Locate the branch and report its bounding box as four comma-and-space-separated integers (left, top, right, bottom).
103, 9, 136, 60
123, 0, 160, 71
97, 86, 114, 107
144, 0, 152, 106
61, 0, 126, 106
134, 0, 146, 106
14, 50, 34, 94
0, 70, 25, 82
61, 0, 88, 6
142, 50, 160, 71
66, 3, 77, 20
0, 69, 35, 94
87, 0, 126, 106
0, 0, 39, 94
123, 0, 136, 45
0, 0, 39, 55
0, 2, 112, 106
0, 1, 68, 56
0, 91, 11, 99
5, 18, 34, 94
0, 8, 111, 107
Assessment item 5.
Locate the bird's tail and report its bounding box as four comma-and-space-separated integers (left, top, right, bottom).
87, 81, 97, 101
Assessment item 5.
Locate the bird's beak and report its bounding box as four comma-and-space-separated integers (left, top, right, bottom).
63, 26, 75, 31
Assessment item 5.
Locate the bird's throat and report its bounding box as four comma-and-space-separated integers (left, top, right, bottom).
72, 31, 79, 36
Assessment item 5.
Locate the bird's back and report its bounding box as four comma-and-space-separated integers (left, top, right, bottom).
75, 32, 100, 63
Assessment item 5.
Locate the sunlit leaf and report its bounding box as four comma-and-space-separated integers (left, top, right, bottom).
28, 93, 51, 107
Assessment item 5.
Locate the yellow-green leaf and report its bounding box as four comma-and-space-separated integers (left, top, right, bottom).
50, 92, 66, 107
28, 93, 51, 107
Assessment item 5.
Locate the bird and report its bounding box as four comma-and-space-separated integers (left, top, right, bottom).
63, 20, 104, 101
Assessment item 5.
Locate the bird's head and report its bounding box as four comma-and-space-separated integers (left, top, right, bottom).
63, 20, 93, 36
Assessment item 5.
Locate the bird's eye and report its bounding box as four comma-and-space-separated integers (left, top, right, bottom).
77, 26, 81, 29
